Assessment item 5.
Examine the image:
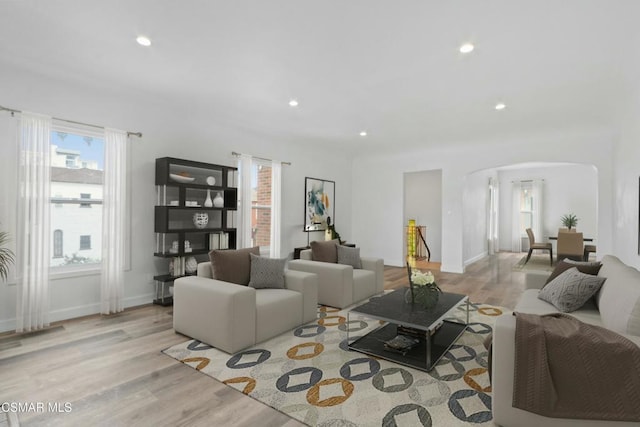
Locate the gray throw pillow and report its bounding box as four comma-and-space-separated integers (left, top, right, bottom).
310, 239, 339, 263
337, 245, 362, 269
538, 267, 606, 312
209, 246, 260, 285
248, 253, 286, 289
544, 259, 602, 286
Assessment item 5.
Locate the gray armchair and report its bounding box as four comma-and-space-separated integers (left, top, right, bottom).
288, 248, 384, 308
174, 260, 318, 354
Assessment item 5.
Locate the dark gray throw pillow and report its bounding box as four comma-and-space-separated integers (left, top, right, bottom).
538, 267, 606, 312
544, 258, 602, 286
209, 246, 260, 285
310, 239, 339, 263
337, 245, 362, 269
248, 253, 286, 289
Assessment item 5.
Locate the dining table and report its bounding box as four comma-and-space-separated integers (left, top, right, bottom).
548, 236, 594, 242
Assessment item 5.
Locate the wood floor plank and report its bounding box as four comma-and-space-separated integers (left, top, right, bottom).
0, 252, 528, 426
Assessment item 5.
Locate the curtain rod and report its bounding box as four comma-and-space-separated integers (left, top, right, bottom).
0, 105, 143, 138
511, 179, 545, 183
231, 151, 291, 166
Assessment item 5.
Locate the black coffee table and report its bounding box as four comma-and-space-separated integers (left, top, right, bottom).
347, 288, 469, 371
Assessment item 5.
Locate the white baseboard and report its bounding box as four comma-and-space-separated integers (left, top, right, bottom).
0, 293, 156, 334
464, 251, 488, 268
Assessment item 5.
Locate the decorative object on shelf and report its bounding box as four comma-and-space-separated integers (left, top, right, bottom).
185, 256, 198, 274
561, 213, 579, 230
324, 216, 341, 242
304, 177, 335, 232
213, 192, 224, 208
169, 173, 195, 183
170, 240, 179, 254
184, 240, 192, 253
206, 176, 216, 186
204, 190, 213, 207
192, 212, 209, 229
405, 262, 441, 308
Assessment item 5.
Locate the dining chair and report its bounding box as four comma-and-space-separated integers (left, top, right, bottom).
584, 244, 597, 261
525, 228, 553, 266
557, 231, 584, 262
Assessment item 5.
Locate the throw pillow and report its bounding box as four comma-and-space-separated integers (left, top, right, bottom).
538, 267, 606, 312
337, 245, 362, 269
544, 259, 602, 286
310, 239, 339, 263
209, 246, 260, 285
248, 253, 286, 289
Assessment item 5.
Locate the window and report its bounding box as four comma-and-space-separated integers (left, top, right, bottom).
80, 193, 91, 208
79, 235, 91, 250
50, 129, 104, 268
53, 230, 63, 258
519, 182, 533, 234
251, 162, 272, 250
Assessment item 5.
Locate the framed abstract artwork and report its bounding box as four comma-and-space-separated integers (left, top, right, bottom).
304, 177, 335, 232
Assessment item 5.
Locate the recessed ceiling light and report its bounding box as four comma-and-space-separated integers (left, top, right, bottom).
459, 43, 474, 53
289, 99, 299, 107
136, 36, 151, 47
359, 131, 367, 137
495, 103, 506, 110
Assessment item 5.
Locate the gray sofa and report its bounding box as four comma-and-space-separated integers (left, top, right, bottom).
173, 261, 318, 354
288, 249, 384, 308
492, 255, 640, 426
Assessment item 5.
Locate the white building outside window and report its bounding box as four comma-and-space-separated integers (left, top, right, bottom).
50, 129, 104, 268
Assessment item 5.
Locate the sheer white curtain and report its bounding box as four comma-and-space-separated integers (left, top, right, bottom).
16, 112, 51, 332
511, 181, 522, 252
100, 128, 128, 314
238, 154, 253, 249
269, 160, 282, 258
487, 177, 499, 255
531, 179, 544, 241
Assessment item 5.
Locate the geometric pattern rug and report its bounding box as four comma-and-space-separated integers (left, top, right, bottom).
512, 254, 555, 273
163, 301, 506, 427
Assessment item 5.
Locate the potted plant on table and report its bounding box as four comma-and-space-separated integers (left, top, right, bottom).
561, 213, 579, 230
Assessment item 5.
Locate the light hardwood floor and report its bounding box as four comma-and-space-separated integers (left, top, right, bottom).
0, 252, 528, 427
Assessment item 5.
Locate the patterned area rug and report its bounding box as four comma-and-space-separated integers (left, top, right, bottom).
512, 254, 555, 273
163, 302, 506, 427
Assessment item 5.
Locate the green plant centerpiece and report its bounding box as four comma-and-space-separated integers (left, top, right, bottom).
407, 269, 442, 308
0, 231, 16, 281
561, 213, 579, 230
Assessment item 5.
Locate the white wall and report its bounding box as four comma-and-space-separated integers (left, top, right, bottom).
497, 164, 598, 252
611, 47, 640, 270
403, 170, 442, 262
462, 169, 496, 265
351, 129, 615, 272
0, 64, 353, 332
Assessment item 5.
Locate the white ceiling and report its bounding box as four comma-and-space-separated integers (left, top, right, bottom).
0, 0, 638, 152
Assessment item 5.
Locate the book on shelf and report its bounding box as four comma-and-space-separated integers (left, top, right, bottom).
209, 232, 230, 250
171, 256, 185, 277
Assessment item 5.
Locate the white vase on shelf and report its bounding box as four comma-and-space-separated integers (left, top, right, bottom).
213, 192, 224, 208
204, 189, 213, 208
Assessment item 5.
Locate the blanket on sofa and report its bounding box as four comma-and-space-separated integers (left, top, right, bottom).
513, 312, 640, 421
